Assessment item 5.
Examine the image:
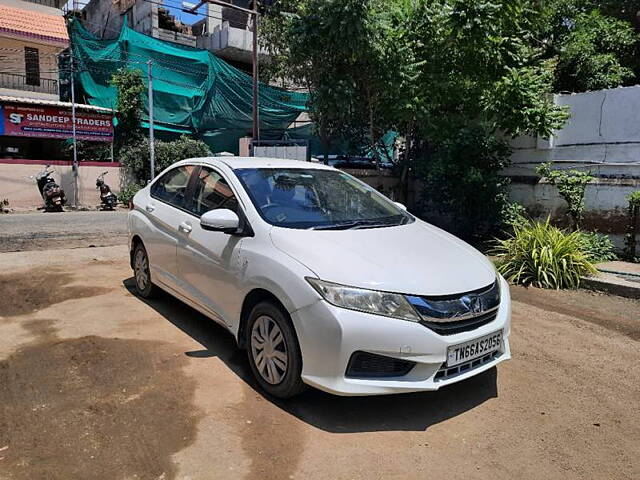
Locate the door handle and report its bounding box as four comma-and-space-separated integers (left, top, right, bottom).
178, 222, 192, 233
145, 204, 155, 212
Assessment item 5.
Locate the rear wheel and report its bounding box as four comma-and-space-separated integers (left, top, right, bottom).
133, 243, 158, 299
246, 301, 306, 399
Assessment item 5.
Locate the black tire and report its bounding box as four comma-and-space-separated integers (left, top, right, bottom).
132, 242, 159, 299
246, 301, 306, 399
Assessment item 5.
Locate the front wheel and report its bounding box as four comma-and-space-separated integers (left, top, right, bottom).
132, 243, 158, 299
246, 301, 306, 399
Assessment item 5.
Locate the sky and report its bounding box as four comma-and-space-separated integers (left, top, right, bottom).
162, 0, 207, 25
66, 0, 207, 26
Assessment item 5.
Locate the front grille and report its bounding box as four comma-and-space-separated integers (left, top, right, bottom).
420, 309, 498, 336
346, 351, 416, 378
434, 350, 500, 382
407, 280, 501, 336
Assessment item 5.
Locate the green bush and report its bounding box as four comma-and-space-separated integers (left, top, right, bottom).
577, 231, 617, 263
119, 135, 212, 183
624, 190, 640, 261
118, 183, 143, 205
536, 162, 593, 230
494, 218, 597, 289
628, 190, 640, 208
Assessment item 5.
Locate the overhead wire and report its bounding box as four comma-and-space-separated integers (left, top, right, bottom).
140, 0, 252, 30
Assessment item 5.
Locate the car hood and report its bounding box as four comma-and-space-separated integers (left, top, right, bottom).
269, 220, 496, 296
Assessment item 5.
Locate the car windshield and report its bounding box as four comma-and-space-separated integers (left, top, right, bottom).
234, 167, 414, 230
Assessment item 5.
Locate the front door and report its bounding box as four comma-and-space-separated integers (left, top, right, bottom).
144, 164, 197, 289
177, 166, 245, 326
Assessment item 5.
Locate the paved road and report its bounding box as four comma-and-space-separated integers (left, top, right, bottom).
0, 245, 638, 480
0, 210, 128, 252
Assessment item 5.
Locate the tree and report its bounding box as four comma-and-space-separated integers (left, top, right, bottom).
534, 1, 640, 92
416, 127, 513, 238
109, 69, 145, 151
263, 0, 568, 142
554, 10, 639, 91
261, 0, 418, 159
261, 0, 570, 237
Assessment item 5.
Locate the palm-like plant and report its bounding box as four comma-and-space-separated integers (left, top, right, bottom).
494, 218, 597, 289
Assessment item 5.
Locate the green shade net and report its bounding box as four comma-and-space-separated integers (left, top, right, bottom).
69, 18, 309, 153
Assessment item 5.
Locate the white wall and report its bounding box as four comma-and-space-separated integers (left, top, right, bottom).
0, 162, 122, 209
505, 85, 640, 178
505, 85, 640, 247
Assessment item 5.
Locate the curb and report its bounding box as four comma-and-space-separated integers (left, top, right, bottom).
581, 272, 640, 300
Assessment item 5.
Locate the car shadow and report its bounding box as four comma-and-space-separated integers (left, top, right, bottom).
123, 277, 499, 433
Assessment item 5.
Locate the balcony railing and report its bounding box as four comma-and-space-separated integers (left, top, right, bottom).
23, 0, 65, 8
0, 72, 59, 96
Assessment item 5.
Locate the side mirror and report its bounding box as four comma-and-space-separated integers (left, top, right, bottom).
394, 201, 407, 211
200, 209, 239, 234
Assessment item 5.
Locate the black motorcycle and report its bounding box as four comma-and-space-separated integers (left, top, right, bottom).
35, 165, 66, 212
96, 171, 118, 210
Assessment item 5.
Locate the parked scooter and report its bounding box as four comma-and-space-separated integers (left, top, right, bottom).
96, 171, 118, 210
35, 164, 66, 212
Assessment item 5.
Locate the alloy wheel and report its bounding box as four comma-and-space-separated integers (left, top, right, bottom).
134, 248, 149, 291
250, 315, 289, 385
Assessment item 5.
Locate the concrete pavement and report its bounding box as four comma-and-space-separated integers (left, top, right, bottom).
0, 245, 639, 480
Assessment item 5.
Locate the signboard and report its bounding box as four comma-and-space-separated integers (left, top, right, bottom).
0, 103, 114, 142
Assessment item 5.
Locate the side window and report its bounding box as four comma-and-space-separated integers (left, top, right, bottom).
190, 167, 239, 216
150, 165, 195, 209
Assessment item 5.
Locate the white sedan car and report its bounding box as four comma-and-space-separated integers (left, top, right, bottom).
128, 156, 511, 398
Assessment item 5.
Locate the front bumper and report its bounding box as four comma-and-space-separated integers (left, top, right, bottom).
290, 277, 511, 396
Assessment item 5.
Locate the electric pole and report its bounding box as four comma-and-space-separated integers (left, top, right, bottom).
186, 0, 260, 142
71, 0, 79, 206
70, 42, 78, 207
251, 0, 260, 142
148, 60, 155, 180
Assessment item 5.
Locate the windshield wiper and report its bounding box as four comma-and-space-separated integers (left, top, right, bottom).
310, 218, 400, 230
309, 221, 362, 230
349, 221, 397, 230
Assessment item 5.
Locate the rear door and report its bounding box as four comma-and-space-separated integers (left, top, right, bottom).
143, 164, 197, 289
176, 165, 246, 326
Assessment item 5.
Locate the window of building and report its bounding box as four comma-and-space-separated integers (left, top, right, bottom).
24, 47, 40, 86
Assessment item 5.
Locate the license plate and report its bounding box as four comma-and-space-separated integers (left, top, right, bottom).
447, 331, 502, 367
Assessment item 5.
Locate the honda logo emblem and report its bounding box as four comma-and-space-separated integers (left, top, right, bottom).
465, 295, 483, 314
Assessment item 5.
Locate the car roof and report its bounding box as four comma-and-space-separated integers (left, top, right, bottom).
183, 156, 335, 171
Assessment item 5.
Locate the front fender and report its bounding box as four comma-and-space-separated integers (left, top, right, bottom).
231, 241, 321, 338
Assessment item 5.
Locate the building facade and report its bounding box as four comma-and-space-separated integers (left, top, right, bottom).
0, 0, 118, 208
81, 0, 266, 72
0, 0, 69, 100
0, 0, 71, 159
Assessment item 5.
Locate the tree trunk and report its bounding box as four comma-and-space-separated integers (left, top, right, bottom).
368, 102, 383, 194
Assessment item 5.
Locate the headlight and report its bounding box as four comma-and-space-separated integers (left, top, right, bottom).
306, 278, 421, 322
